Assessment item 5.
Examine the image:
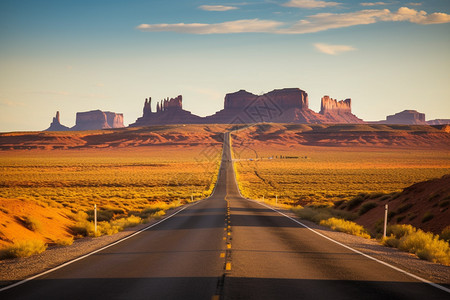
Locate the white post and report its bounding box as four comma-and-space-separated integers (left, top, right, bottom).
276, 195, 278, 205
191, 194, 194, 202
383, 204, 388, 238
94, 204, 97, 235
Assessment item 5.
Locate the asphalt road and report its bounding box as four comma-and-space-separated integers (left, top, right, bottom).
2, 132, 449, 299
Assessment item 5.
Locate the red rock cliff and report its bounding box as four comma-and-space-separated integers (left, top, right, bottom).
320, 96, 352, 115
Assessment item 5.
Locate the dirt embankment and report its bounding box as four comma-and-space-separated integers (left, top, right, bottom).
335, 175, 450, 236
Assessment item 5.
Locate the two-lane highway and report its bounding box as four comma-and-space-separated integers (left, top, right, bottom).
1, 132, 449, 299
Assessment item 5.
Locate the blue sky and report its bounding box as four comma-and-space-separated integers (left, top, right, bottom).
1, 0, 449, 131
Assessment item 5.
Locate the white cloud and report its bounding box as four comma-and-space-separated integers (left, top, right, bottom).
137, 7, 450, 35
407, 3, 422, 6
314, 43, 356, 55
283, 0, 341, 8
137, 19, 283, 34
199, 5, 238, 11
360, 2, 389, 6
280, 7, 450, 33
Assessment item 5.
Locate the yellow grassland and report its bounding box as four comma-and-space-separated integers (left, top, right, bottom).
232, 144, 450, 206
0, 146, 222, 251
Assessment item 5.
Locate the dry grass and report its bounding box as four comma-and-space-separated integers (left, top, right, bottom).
320, 218, 371, 239
0, 240, 47, 259
0, 145, 222, 252
383, 224, 450, 265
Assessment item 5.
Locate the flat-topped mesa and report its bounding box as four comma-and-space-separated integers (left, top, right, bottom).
223, 88, 308, 111
72, 110, 124, 131
320, 96, 352, 115
224, 90, 258, 110
385, 110, 426, 125
265, 88, 309, 110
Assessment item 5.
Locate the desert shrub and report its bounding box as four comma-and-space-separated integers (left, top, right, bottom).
382, 236, 400, 248
368, 192, 385, 199
388, 224, 416, 238
383, 224, 450, 265
320, 218, 371, 239
396, 215, 406, 222
421, 211, 434, 223
111, 216, 142, 229
399, 230, 450, 265
54, 237, 74, 246
396, 203, 413, 214
0, 240, 47, 259
440, 200, 450, 208
0, 207, 9, 214
358, 202, 377, 216
440, 226, 450, 242
346, 195, 366, 210
22, 216, 42, 232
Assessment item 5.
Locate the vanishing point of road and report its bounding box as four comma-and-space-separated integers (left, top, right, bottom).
1, 133, 449, 299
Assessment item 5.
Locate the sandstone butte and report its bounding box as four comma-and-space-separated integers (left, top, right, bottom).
44, 87, 449, 131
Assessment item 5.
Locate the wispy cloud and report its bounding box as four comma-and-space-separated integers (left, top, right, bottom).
314, 43, 356, 55
137, 7, 450, 34
199, 5, 238, 11
137, 19, 282, 34
282, 0, 341, 8
279, 7, 450, 33
407, 2, 422, 6
0, 100, 26, 107
360, 2, 390, 6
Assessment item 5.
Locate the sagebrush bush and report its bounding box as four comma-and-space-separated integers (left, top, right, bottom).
383, 224, 450, 265
320, 217, 371, 239
358, 202, 377, 216
0, 240, 47, 259
441, 226, 450, 242
22, 216, 42, 232
54, 237, 74, 246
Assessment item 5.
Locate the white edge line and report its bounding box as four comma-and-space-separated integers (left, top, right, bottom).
227, 131, 450, 294
251, 199, 450, 294
0, 200, 202, 293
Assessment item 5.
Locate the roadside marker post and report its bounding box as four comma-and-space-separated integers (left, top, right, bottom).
383, 204, 388, 238
94, 204, 97, 236
276, 195, 278, 205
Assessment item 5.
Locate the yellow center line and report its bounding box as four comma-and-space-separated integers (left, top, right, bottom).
220, 252, 225, 258
227, 243, 231, 249
226, 262, 232, 271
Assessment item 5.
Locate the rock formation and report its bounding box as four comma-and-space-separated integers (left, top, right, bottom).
319, 96, 363, 123
426, 119, 450, 125
130, 95, 202, 127
45, 111, 70, 131
383, 110, 426, 125
204, 88, 363, 124
72, 110, 124, 131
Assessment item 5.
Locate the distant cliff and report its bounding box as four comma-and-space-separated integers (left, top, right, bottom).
319, 96, 363, 123
72, 110, 124, 131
